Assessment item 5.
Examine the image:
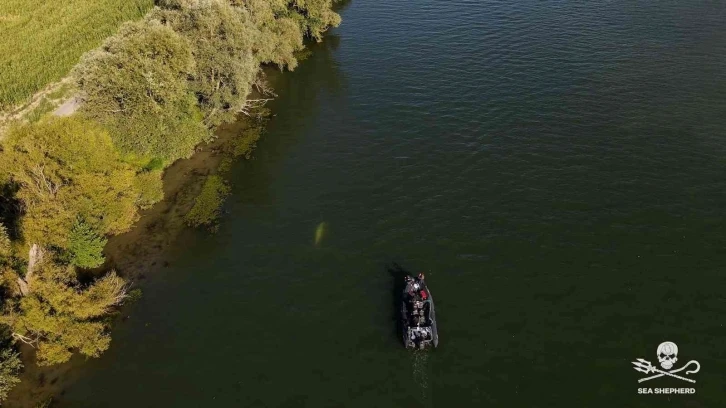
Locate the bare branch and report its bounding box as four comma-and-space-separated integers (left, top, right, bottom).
11, 332, 37, 348
18, 243, 43, 296
16, 277, 29, 297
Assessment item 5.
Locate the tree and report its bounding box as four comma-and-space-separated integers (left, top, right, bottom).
0, 224, 10, 261
0, 347, 22, 402
241, 0, 305, 69
0, 118, 139, 249
134, 170, 164, 209
5, 260, 127, 366
291, 0, 342, 41
68, 221, 107, 269
234, 0, 341, 69
75, 20, 209, 162
153, 0, 260, 127
0, 223, 22, 298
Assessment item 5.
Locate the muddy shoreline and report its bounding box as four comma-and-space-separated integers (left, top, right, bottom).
5, 110, 266, 408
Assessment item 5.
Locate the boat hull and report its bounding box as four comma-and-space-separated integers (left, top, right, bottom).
401, 276, 439, 349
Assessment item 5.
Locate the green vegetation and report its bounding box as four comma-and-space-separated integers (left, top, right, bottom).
0, 118, 136, 368
151, 0, 259, 127
184, 175, 231, 229
134, 170, 165, 209
68, 221, 108, 269
0, 118, 140, 249
0, 348, 22, 401
0, 0, 341, 401
233, 125, 263, 158
24, 98, 56, 124
76, 21, 209, 163
6, 261, 127, 366
0, 224, 10, 260
0, 0, 154, 110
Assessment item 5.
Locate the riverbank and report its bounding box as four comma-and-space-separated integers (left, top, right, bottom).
0, 1, 342, 404
5, 109, 267, 408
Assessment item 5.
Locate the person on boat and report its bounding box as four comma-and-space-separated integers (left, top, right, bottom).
416, 273, 426, 291
420, 290, 428, 300
406, 276, 415, 297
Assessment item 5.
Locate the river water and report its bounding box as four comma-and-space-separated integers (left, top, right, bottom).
58, 1, 726, 407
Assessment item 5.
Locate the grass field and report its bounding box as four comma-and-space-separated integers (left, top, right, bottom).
0, 0, 153, 111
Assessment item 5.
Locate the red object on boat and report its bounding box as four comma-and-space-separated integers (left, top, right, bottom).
420, 290, 428, 299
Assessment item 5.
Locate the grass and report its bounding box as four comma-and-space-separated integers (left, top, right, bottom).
24, 97, 55, 123
0, 0, 153, 111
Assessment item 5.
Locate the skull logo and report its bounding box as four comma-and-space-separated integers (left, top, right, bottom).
657, 341, 678, 370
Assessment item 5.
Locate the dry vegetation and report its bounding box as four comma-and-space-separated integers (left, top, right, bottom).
0, 0, 153, 111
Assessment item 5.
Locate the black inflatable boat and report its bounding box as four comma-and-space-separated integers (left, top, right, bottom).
401, 273, 439, 349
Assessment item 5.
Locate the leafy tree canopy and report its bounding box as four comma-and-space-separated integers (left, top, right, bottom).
76, 20, 209, 162
0, 347, 22, 402
152, 0, 260, 127
0, 117, 139, 249
5, 260, 126, 366
68, 221, 108, 269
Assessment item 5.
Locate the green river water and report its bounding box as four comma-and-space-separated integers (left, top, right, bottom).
57, 1, 726, 406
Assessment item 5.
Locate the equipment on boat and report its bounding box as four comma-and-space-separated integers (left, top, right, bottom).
401, 273, 439, 349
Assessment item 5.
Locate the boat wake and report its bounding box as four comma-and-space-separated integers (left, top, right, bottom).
412, 350, 432, 405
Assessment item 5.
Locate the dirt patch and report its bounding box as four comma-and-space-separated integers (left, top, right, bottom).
52, 98, 79, 117
0, 78, 77, 139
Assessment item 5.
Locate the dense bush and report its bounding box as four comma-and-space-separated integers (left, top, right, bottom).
0, 348, 22, 402
68, 221, 108, 269
241, 0, 305, 69
0, 224, 10, 261
152, 0, 260, 127
293, 0, 342, 41
0, 0, 342, 399
134, 170, 165, 209
76, 21, 209, 162
0, 117, 139, 249
241, 0, 340, 68
6, 261, 127, 365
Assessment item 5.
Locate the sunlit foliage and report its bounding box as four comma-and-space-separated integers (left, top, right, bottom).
152, 0, 260, 127
0, 224, 10, 261
134, 170, 164, 209
75, 21, 209, 162
0, 348, 21, 401
68, 221, 107, 269
0, 0, 153, 110
4, 261, 127, 366
0, 118, 139, 249
0, 0, 342, 399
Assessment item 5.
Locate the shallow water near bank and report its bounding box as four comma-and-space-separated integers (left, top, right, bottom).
49, 1, 726, 406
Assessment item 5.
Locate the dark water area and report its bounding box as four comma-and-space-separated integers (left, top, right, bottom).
58, 1, 726, 406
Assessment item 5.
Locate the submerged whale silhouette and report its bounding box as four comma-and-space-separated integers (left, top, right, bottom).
314, 222, 328, 246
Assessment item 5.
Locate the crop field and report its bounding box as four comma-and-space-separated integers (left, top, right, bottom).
0, 0, 153, 111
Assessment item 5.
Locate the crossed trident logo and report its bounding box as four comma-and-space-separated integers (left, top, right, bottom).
632, 341, 700, 383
